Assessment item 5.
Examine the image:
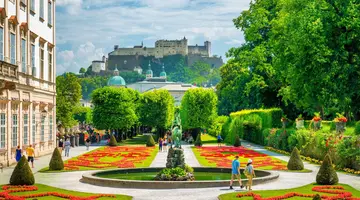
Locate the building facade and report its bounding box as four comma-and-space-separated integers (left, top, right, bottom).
0, 0, 56, 166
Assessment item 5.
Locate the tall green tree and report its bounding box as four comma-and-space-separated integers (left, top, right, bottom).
79, 67, 86, 74
180, 88, 218, 138
138, 89, 174, 136
56, 73, 82, 128
91, 87, 139, 140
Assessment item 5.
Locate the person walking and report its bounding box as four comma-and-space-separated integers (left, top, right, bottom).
64, 139, 71, 157
85, 138, 91, 151
158, 138, 163, 152
217, 134, 223, 147
15, 146, 22, 162
230, 155, 244, 189
58, 139, 64, 155
245, 159, 256, 191
26, 145, 35, 168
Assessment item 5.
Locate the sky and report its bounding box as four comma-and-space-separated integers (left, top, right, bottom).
56, 0, 251, 75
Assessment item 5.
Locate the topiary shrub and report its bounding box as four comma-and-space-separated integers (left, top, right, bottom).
354, 121, 360, 136
194, 133, 202, 147
313, 194, 321, 200
108, 135, 117, 146
10, 155, 35, 185
316, 154, 338, 185
185, 164, 194, 173
287, 147, 304, 170
146, 135, 155, 147
49, 148, 64, 170
234, 135, 241, 147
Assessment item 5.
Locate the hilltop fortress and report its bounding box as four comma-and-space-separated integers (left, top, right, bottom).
91, 37, 223, 74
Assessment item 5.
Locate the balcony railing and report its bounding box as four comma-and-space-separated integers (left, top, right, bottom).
0, 61, 18, 79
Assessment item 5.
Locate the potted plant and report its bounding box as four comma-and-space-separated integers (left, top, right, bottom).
312, 112, 322, 131
334, 113, 347, 135
295, 114, 304, 129
281, 115, 288, 128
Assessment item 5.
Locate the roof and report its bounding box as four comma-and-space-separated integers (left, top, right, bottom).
154, 84, 198, 92
108, 76, 126, 86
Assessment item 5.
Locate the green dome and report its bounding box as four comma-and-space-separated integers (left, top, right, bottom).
146, 69, 153, 75
108, 76, 126, 87
160, 71, 167, 77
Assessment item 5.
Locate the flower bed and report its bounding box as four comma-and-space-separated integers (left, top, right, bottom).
63, 146, 157, 171
235, 186, 360, 200
0, 185, 119, 200
193, 146, 287, 170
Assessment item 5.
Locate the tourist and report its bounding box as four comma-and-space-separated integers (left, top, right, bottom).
163, 136, 168, 152
15, 146, 22, 162
58, 139, 64, 155
245, 159, 256, 191
217, 134, 223, 147
229, 155, 244, 189
26, 145, 35, 168
64, 139, 71, 157
159, 138, 163, 152
96, 133, 100, 144
168, 137, 172, 149
85, 138, 91, 151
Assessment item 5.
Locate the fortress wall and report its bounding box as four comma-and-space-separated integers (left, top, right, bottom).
188, 46, 209, 57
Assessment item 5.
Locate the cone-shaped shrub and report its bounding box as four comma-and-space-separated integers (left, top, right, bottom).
234, 135, 241, 147
10, 155, 35, 185
108, 135, 117, 146
287, 147, 304, 170
194, 133, 202, 147
49, 148, 64, 170
313, 194, 321, 200
146, 135, 155, 147
316, 154, 338, 185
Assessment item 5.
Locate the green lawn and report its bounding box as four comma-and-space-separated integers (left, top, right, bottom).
120, 134, 149, 145
218, 183, 360, 200
201, 134, 219, 144
0, 184, 131, 200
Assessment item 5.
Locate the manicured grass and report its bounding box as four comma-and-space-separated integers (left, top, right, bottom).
201, 134, 218, 144
40, 146, 158, 172
193, 146, 288, 170
218, 183, 360, 200
97, 171, 247, 181
0, 184, 132, 200
120, 134, 149, 145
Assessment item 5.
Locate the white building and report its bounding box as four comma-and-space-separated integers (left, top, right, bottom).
150, 84, 197, 106
91, 56, 106, 73
0, 0, 56, 166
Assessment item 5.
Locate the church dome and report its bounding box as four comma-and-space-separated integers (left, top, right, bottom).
160, 71, 166, 78
146, 69, 153, 75
108, 76, 126, 87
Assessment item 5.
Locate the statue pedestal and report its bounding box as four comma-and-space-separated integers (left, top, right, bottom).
166, 148, 185, 169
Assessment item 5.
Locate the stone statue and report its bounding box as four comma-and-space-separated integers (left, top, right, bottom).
171, 114, 182, 149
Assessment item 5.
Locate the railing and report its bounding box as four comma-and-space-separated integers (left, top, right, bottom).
0, 61, 18, 79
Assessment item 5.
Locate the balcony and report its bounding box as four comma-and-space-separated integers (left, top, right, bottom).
0, 61, 18, 80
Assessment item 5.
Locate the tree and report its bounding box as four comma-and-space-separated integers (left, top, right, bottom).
56, 73, 82, 128
180, 88, 218, 139
287, 147, 304, 170
10, 156, 35, 185
138, 89, 174, 137
194, 133, 202, 147
73, 106, 92, 124
79, 67, 86, 74
91, 87, 139, 140
49, 148, 64, 170
316, 154, 338, 185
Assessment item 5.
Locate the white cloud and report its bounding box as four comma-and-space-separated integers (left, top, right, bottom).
225, 39, 244, 45
57, 0, 82, 15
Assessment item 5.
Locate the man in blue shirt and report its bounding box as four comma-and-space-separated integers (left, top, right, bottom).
230, 155, 244, 189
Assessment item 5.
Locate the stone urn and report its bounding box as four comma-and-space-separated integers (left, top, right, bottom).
296, 120, 304, 129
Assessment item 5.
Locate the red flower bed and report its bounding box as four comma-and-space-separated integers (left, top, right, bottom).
0, 185, 116, 200
236, 186, 360, 200
195, 146, 287, 170
64, 146, 155, 170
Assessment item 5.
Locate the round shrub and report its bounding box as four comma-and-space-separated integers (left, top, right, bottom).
10, 155, 35, 185
234, 135, 241, 147
108, 135, 118, 146
316, 154, 338, 185
146, 135, 156, 147
354, 121, 360, 136
49, 148, 64, 170
194, 133, 202, 147
287, 147, 304, 170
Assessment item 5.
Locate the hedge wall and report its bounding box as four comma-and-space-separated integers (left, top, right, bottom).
223, 108, 283, 145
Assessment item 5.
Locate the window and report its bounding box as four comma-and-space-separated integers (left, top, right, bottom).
23, 114, 29, 145
48, 1, 52, 26
40, 47, 44, 79
32, 111, 36, 144
21, 39, 27, 73
49, 115, 52, 140
0, 113, 5, 148
30, 0, 35, 13
0, 27, 3, 61
10, 33, 16, 65
12, 114, 18, 147
40, 0, 44, 20
31, 44, 36, 76
48, 52, 52, 81
40, 116, 45, 142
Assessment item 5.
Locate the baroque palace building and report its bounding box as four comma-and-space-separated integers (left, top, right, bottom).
0, 0, 56, 166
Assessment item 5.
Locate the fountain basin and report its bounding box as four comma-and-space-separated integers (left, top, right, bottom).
81, 167, 279, 189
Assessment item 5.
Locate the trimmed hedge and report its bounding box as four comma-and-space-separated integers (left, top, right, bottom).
10, 156, 35, 185
109, 135, 117, 146
224, 108, 283, 145
146, 135, 156, 147
287, 147, 304, 170
49, 148, 64, 170
316, 154, 338, 185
